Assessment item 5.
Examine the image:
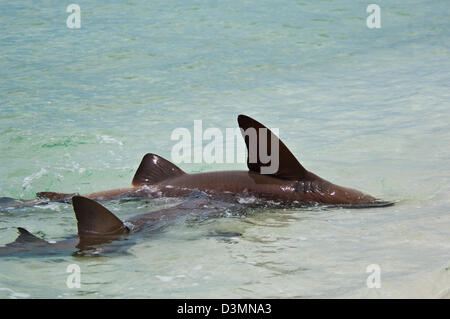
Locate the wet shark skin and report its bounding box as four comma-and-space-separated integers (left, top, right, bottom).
0, 195, 244, 258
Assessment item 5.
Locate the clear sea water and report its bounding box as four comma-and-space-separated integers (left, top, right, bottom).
0, 0, 449, 298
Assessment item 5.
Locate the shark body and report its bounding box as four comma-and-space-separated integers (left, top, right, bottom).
36, 115, 392, 208
0, 194, 240, 257
0, 115, 393, 257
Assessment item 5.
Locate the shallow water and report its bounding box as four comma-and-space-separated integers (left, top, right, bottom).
0, 0, 449, 298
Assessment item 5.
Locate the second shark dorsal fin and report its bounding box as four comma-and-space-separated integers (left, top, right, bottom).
237, 114, 309, 181
10, 227, 48, 245
72, 196, 129, 237
132, 153, 186, 187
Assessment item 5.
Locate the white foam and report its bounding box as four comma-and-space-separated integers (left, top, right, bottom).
96, 134, 123, 146
237, 196, 257, 204
22, 168, 47, 191
0, 287, 30, 299
155, 275, 173, 282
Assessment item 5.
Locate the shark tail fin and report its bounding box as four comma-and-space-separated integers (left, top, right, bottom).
72, 196, 129, 237
237, 114, 311, 181
132, 153, 185, 187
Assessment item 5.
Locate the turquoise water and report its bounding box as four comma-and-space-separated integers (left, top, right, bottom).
0, 0, 449, 298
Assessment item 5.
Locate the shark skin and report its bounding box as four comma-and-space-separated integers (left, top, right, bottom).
21, 114, 391, 208
0, 194, 242, 257
0, 115, 394, 257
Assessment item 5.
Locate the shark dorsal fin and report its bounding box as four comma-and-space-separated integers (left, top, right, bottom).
237, 114, 309, 181
72, 196, 129, 237
10, 227, 48, 245
132, 153, 185, 187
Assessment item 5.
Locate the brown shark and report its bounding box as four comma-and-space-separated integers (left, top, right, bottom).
0, 115, 393, 256
32, 114, 391, 208
0, 194, 242, 257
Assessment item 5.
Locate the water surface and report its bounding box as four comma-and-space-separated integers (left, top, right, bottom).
0, 0, 449, 298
